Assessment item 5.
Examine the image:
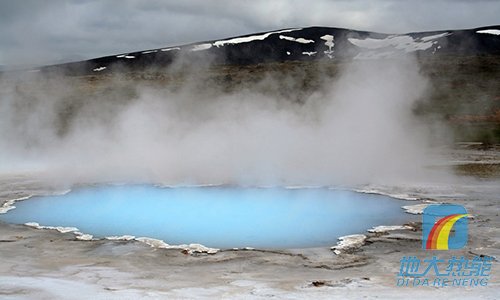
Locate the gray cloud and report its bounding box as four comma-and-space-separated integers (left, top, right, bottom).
0, 0, 499, 66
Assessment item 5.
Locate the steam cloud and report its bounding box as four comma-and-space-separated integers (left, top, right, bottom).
0, 55, 448, 187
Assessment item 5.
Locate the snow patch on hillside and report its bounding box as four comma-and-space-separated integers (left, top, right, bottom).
213, 29, 300, 47
161, 47, 180, 52
349, 32, 450, 59
191, 43, 212, 51
279, 35, 314, 44
477, 29, 500, 35
302, 51, 317, 56
349, 35, 432, 51
420, 32, 451, 41
320, 35, 334, 58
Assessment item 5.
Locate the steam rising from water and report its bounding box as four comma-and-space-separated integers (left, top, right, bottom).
0, 56, 444, 186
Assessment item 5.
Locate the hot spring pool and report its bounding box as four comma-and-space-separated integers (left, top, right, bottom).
0, 186, 411, 248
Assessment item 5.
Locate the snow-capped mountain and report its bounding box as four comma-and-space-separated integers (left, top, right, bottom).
37, 26, 500, 75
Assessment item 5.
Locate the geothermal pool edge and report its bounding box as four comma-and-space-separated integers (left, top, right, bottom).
0, 185, 417, 251
0, 177, 498, 299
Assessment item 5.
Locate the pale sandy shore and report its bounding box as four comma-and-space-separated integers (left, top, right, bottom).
0, 149, 499, 299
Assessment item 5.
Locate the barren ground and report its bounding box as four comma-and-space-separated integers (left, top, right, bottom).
0, 145, 498, 299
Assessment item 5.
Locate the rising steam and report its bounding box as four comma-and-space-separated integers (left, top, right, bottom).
0, 55, 448, 187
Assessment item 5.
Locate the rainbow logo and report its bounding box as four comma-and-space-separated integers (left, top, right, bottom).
422, 204, 468, 250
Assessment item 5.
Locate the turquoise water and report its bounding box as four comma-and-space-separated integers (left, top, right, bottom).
0, 186, 411, 248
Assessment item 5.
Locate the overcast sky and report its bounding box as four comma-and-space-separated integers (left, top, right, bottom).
0, 0, 499, 66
